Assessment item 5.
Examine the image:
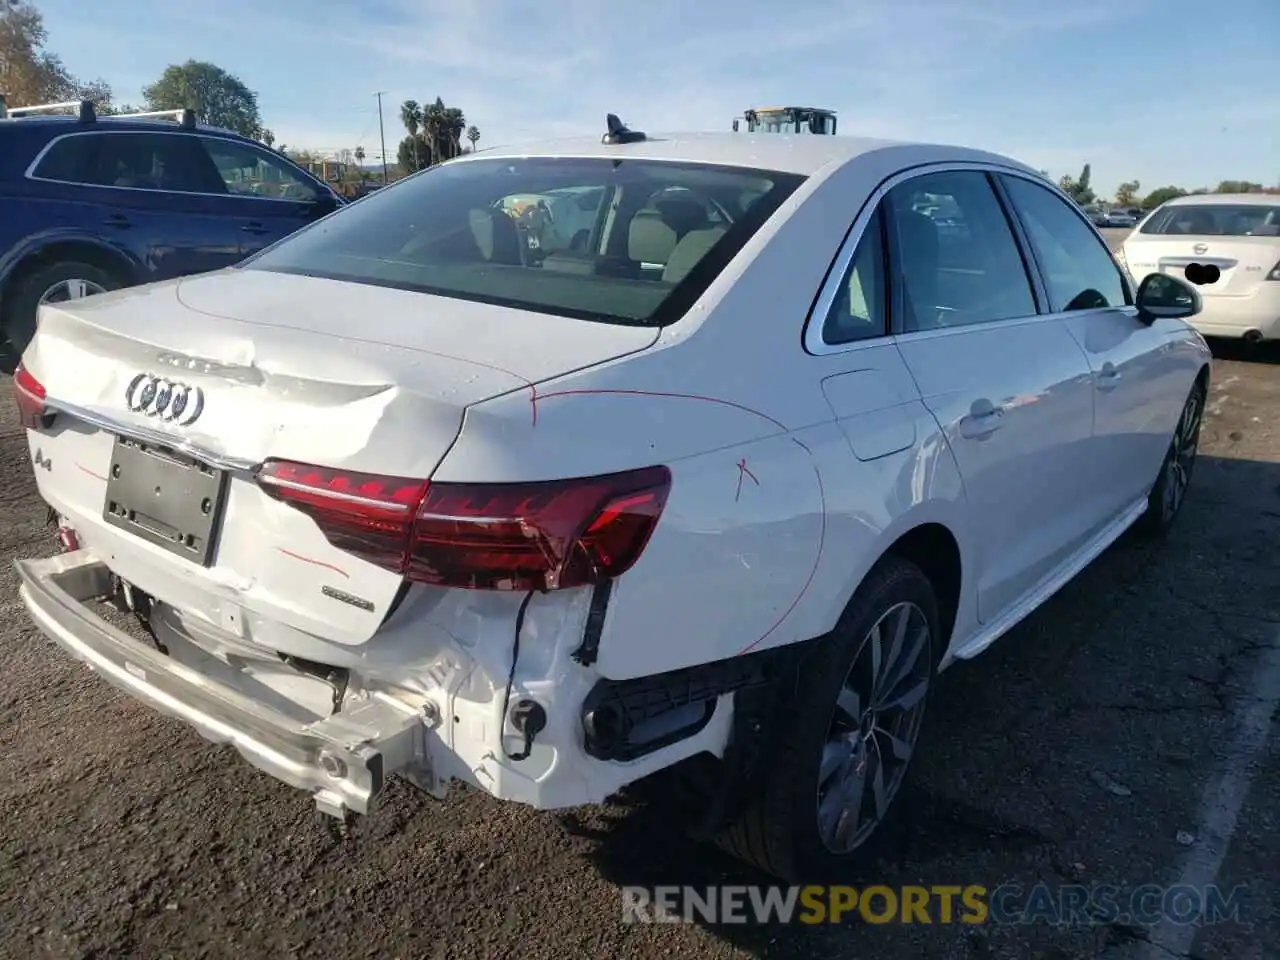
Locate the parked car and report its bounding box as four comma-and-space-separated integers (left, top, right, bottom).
1118, 193, 1280, 341
1106, 210, 1137, 228
13, 123, 1211, 883
0, 101, 342, 353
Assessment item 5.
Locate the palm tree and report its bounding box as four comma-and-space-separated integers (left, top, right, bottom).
421, 97, 446, 165
355, 145, 365, 164
466, 126, 480, 152
400, 99, 423, 171
443, 106, 466, 159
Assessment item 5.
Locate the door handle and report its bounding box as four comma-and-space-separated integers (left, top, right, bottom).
241, 222, 271, 235
102, 213, 131, 229
959, 398, 1004, 439
1097, 362, 1122, 392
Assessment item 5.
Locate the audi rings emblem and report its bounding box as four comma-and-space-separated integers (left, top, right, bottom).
124, 373, 205, 425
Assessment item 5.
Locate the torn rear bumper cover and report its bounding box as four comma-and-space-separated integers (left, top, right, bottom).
13, 550, 427, 818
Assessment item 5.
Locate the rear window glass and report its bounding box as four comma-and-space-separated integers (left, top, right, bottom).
244, 156, 805, 327
1140, 203, 1280, 237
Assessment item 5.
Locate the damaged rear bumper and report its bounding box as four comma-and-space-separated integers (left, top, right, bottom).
14, 550, 429, 819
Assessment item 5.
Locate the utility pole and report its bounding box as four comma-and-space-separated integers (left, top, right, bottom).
375, 91, 389, 185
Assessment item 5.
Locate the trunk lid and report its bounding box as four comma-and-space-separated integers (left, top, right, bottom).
1122, 235, 1280, 299
23, 269, 657, 646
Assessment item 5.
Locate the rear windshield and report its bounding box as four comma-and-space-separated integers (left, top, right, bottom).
1139, 203, 1280, 237
245, 156, 806, 327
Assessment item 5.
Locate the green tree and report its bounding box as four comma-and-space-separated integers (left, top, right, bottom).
1115, 180, 1140, 206
142, 60, 262, 138
1141, 185, 1187, 210
396, 134, 430, 172
1072, 164, 1096, 205
0, 0, 112, 107
1214, 180, 1263, 194
467, 125, 480, 152
259, 128, 274, 148
399, 99, 423, 171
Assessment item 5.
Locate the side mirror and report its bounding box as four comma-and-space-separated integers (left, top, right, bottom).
1135, 272, 1201, 325
311, 191, 339, 215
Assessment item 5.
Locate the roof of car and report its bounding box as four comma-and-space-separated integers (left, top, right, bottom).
457, 131, 1035, 177
1163, 193, 1280, 206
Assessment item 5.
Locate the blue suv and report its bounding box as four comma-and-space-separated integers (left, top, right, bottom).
0, 100, 342, 353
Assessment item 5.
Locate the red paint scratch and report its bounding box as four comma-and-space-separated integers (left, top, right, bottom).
737, 436, 825, 656
76, 462, 107, 481
734, 458, 759, 502
276, 547, 350, 579
533, 389, 789, 432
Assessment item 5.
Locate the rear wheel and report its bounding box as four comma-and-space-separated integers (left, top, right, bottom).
718, 556, 940, 882
3, 260, 122, 355
1134, 378, 1205, 538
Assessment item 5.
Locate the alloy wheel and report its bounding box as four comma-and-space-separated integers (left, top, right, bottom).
816, 600, 932, 854
1162, 388, 1203, 521
38, 278, 107, 306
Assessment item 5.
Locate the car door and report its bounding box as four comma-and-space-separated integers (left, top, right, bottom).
195, 136, 336, 256
885, 169, 1098, 624
997, 173, 1185, 524
29, 130, 242, 280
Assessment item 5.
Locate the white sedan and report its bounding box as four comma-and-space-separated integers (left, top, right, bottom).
13, 121, 1210, 882
1118, 193, 1280, 342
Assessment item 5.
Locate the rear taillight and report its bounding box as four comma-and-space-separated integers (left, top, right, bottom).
13, 363, 48, 429
256, 460, 671, 591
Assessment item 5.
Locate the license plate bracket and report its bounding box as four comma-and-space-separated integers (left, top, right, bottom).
102, 436, 228, 566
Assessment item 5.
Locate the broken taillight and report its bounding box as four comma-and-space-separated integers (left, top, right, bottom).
13, 363, 48, 429
255, 459, 671, 591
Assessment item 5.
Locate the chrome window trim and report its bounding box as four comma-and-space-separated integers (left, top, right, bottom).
803, 161, 1130, 356
23, 129, 329, 205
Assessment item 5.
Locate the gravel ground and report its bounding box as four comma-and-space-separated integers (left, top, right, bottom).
0, 334, 1276, 960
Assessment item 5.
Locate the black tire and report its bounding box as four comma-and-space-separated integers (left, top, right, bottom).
717, 555, 941, 883
3, 260, 123, 355
1133, 377, 1206, 538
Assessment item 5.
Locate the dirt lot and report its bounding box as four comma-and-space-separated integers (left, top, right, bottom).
0, 335, 1276, 960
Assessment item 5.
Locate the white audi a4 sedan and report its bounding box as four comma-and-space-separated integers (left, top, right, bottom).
1118, 193, 1280, 342
13, 121, 1211, 882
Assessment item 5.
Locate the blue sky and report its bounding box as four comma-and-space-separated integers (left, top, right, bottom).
33, 0, 1279, 198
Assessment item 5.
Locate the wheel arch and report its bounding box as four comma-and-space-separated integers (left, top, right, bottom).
820, 506, 970, 665
0, 236, 139, 313
879, 521, 963, 660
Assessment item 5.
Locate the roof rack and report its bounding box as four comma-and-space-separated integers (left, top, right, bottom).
109, 108, 197, 128
0, 95, 196, 127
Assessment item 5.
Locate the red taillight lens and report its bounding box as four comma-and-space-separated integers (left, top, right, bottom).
13, 363, 48, 429
256, 461, 429, 572
256, 460, 671, 592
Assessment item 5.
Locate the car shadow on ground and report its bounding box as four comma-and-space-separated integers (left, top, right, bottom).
560, 452, 1280, 958
1207, 337, 1280, 365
